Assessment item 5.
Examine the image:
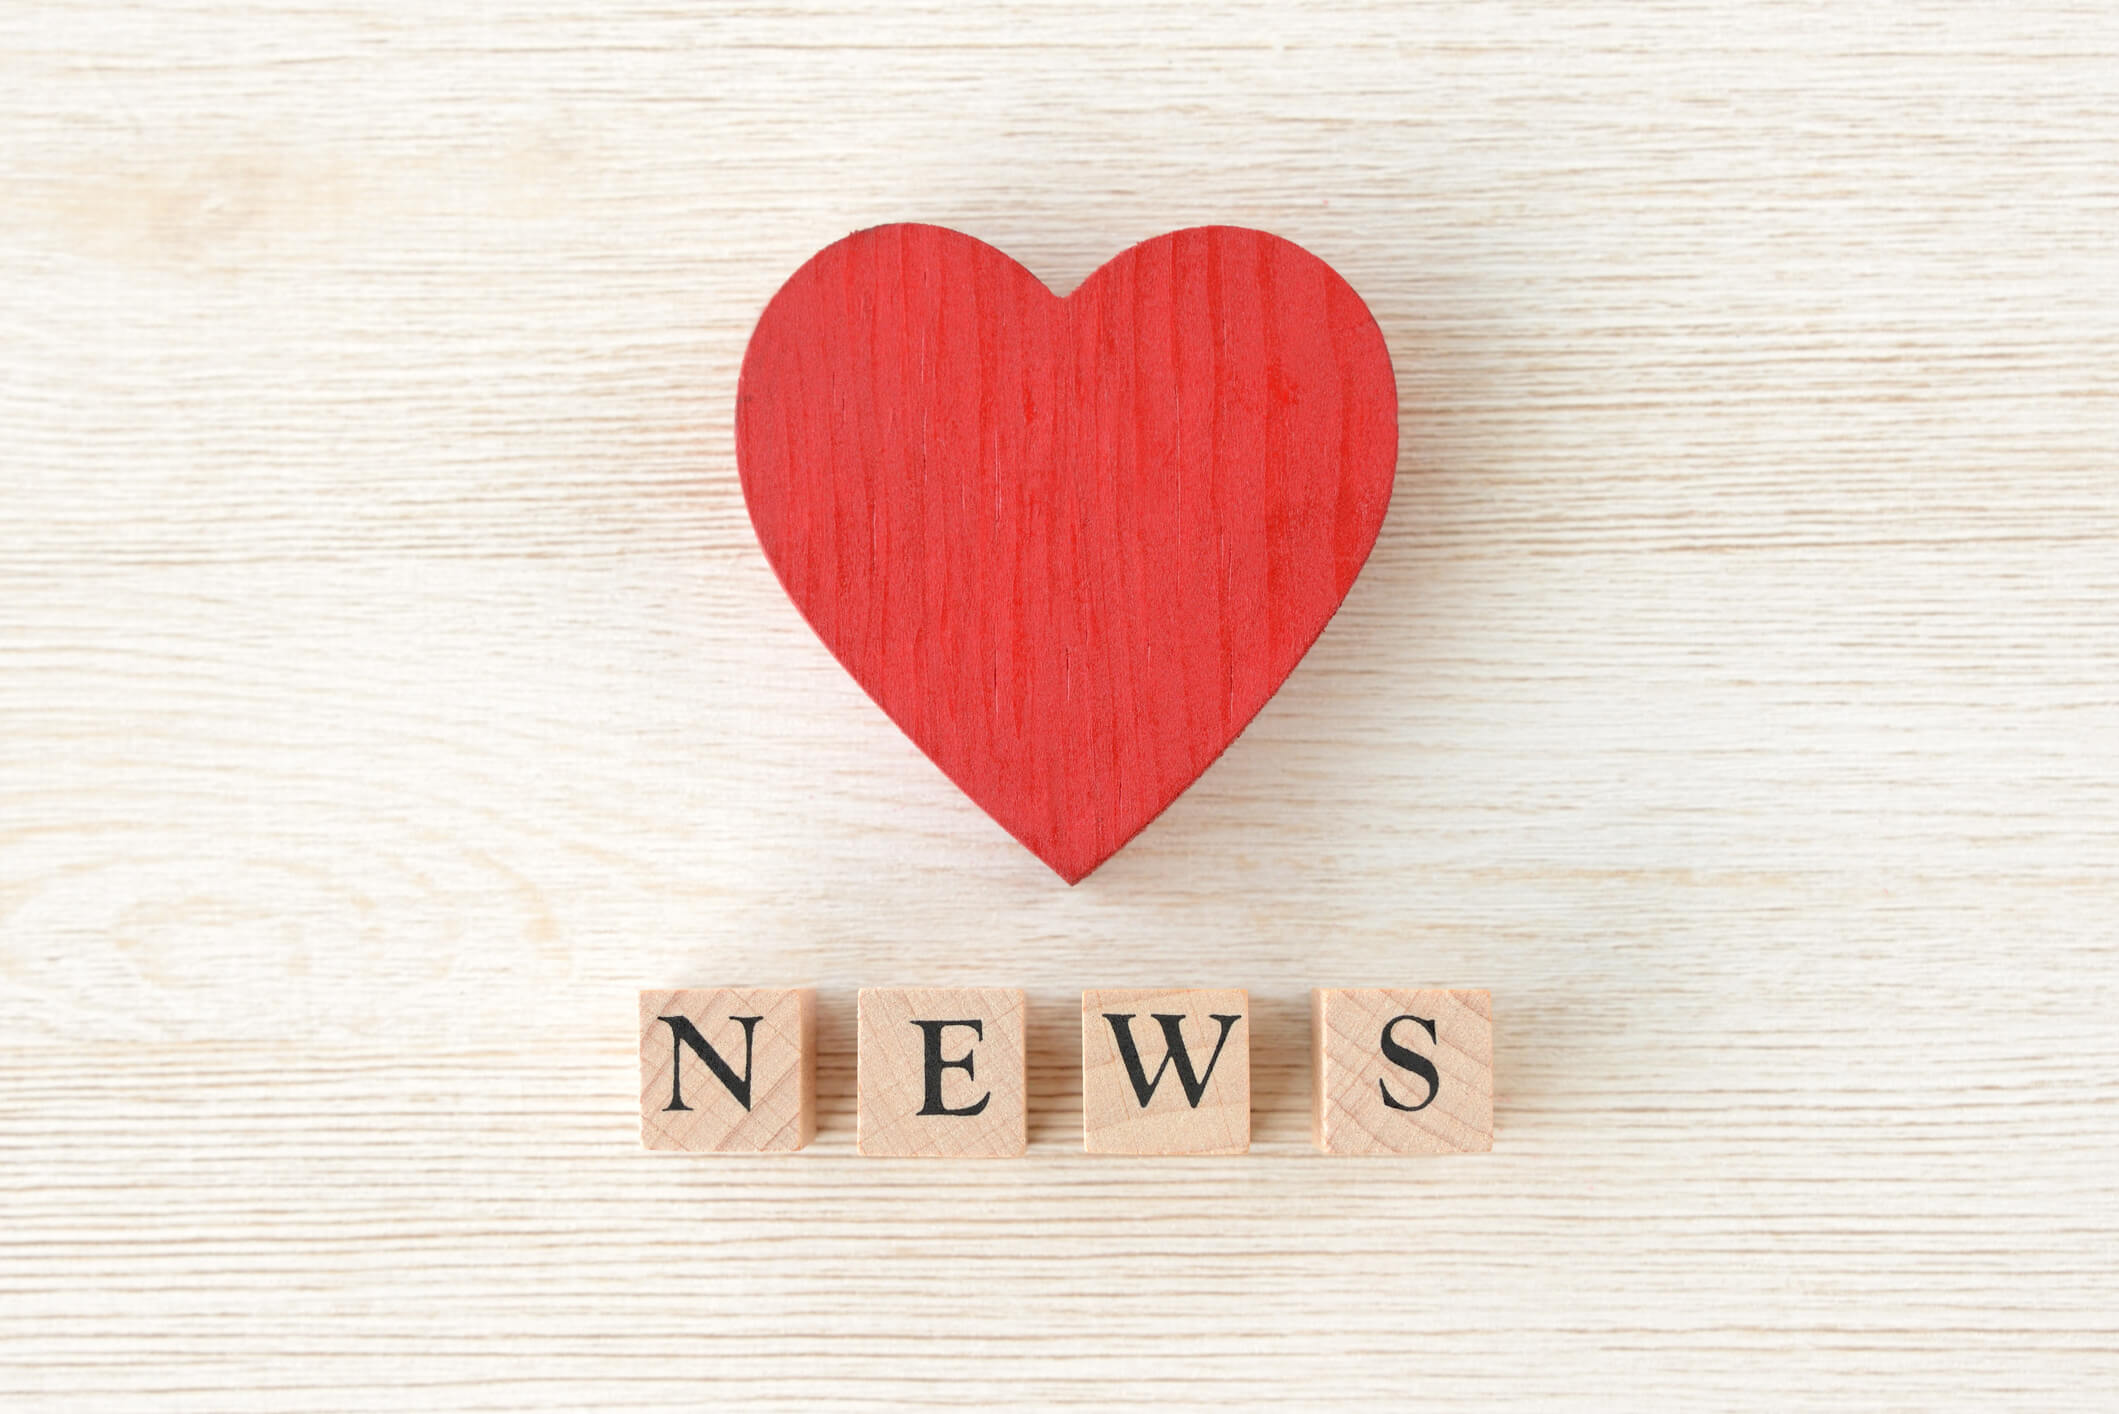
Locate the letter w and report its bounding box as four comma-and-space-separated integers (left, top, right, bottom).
1102, 1013, 1242, 1109
658, 1015, 762, 1111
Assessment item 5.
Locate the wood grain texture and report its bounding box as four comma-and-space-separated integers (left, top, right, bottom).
856, 987, 1026, 1157
737, 223, 1396, 883
1, 0, 2115, 1408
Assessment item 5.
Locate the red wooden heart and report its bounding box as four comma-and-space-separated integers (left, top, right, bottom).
736, 224, 1397, 882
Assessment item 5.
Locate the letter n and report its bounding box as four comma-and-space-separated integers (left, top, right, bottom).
657, 1014, 762, 1111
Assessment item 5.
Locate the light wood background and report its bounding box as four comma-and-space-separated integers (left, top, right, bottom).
4, 3, 2115, 1409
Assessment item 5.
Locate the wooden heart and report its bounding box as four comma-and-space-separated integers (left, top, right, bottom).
736, 224, 1397, 882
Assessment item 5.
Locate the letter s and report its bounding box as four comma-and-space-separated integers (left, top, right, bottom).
1378, 1014, 1440, 1113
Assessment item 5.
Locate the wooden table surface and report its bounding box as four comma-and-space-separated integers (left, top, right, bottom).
4, 3, 2115, 1409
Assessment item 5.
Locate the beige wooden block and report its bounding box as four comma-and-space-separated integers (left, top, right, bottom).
1080, 989, 1250, 1155
856, 988, 1027, 1158
639, 988, 816, 1153
1313, 988, 1493, 1156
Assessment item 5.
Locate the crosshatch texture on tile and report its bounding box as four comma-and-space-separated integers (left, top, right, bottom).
639, 988, 816, 1153
1313, 988, 1493, 1156
857, 988, 1027, 1158
1080, 988, 1250, 1155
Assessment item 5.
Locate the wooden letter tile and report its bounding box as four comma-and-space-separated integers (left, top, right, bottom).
1312, 988, 1493, 1155
857, 988, 1027, 1158
1081, 989, 1249, 1155
639, 988, 815, 1153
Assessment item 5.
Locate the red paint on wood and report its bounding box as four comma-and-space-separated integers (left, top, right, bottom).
736, 224, 1398, 883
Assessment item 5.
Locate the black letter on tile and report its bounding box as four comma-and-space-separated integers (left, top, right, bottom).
1103, 1013, 1242, 1109
658, 1015, 762, 1111
1379, 1014, 1440, 1113
912, 1019, 991, 1116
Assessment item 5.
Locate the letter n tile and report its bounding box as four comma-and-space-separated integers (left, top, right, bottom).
639, 988, 815, 1153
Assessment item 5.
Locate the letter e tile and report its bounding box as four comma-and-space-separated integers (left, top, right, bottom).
857, 988, 1027, 1157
